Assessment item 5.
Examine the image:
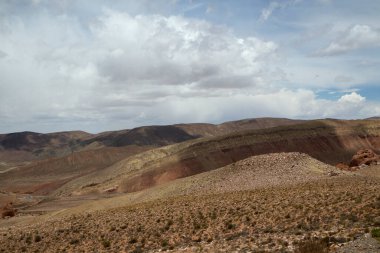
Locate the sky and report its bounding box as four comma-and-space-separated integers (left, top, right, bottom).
0, 0, 380, 133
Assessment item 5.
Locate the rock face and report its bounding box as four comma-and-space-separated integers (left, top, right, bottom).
0, 202, 17, 219
349, 149, 380, 167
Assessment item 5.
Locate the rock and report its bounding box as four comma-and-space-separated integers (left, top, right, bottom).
328, 171, 339, 177
104, 185, 118, 193
0, 202, 17, 219
373, 216, 380, 226
349, 149, 380, 167
336, 163, 350, 170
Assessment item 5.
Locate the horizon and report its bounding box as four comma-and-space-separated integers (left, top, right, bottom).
1, 116, 379, 135
1, 0, 380, 133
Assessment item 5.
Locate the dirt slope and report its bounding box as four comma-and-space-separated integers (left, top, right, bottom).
1, 173, 379, 252
53, 119, 380, 196
48, 153, 342, 214
0, 146, 151, 196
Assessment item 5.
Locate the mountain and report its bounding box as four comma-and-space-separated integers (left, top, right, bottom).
0, 118, 302, 163
52, 119, 380, 196
0, 118, 302, 195
0, 131, 92, 163
366, 116, 380, 120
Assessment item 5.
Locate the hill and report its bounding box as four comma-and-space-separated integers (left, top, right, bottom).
1, 154, 378, 252
53, 119, 380, 196
0, 118, 302, 163
0, 146, 151, 196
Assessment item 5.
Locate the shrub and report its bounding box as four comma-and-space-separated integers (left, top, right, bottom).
129, 238, 137, 244
161, 240, 168, 247
295, 238, 329, 253
34, 235, 42, 242
102, 239, 111, 248
25, 235, 32, 245
70, 239, 79, 245
371, 228, 380, 239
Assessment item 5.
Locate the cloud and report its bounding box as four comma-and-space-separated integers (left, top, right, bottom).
0, 50, 7, 58
125, 90, 377, 125
260, 2, 281, 21
1, 2, 380, 133
92, 11, 278, 88
334, 75, 354, 83
338, 92, 365, 103
0, 9, 282, 132
259, 0, 301, 21
316, 25, 380, 56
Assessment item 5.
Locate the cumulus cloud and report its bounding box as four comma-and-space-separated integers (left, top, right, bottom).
93, 11, 278, 88
1, 2, 379, 133
338, 92, 365, 103
0, 9, 283, 132
316, 25, 380, 56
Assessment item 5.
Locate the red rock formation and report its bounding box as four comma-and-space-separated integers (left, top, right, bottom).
349, 149, 380, 167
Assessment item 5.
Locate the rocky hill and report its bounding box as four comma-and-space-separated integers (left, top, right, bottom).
53, 119, 380, 196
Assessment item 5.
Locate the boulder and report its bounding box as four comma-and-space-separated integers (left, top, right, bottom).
349, 149, 380, 167
1, 202, 17, 219
104, 185, 118, 193
335, 162, 350, 170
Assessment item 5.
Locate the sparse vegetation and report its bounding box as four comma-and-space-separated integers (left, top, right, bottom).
371, 228, 380, 241
1, 174, 379, 252
101, 239, 111, 248
34, 235, 41, 243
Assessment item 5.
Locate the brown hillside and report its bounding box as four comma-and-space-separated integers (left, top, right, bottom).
0, 146, 151, 196
0, 131, 93, 162
0, 118, 302, 163
175, 117, 304, 137
60, 152, 343, 209
54, 119, 380, 196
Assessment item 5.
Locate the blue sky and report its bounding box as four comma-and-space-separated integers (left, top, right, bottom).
0, 0, 379, 133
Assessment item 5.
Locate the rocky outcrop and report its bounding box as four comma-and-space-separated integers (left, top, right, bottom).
337, 149, 380, 171
349, 149, 380, 167
1, 202, 17, 218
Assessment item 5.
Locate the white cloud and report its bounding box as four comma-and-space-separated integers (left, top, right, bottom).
92, 11, 278, 88
1, 2, 380, 133
260, 0, 302, 21
338, 92, 365, 104
260, 2, 281, 21
129, 90, 378, 125
0, 9, 283, 132
317, 24, 380, 56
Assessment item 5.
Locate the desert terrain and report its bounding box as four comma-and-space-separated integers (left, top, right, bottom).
1, 118, 380, 252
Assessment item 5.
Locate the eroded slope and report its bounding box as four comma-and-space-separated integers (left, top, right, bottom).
55, 119, 380, 196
